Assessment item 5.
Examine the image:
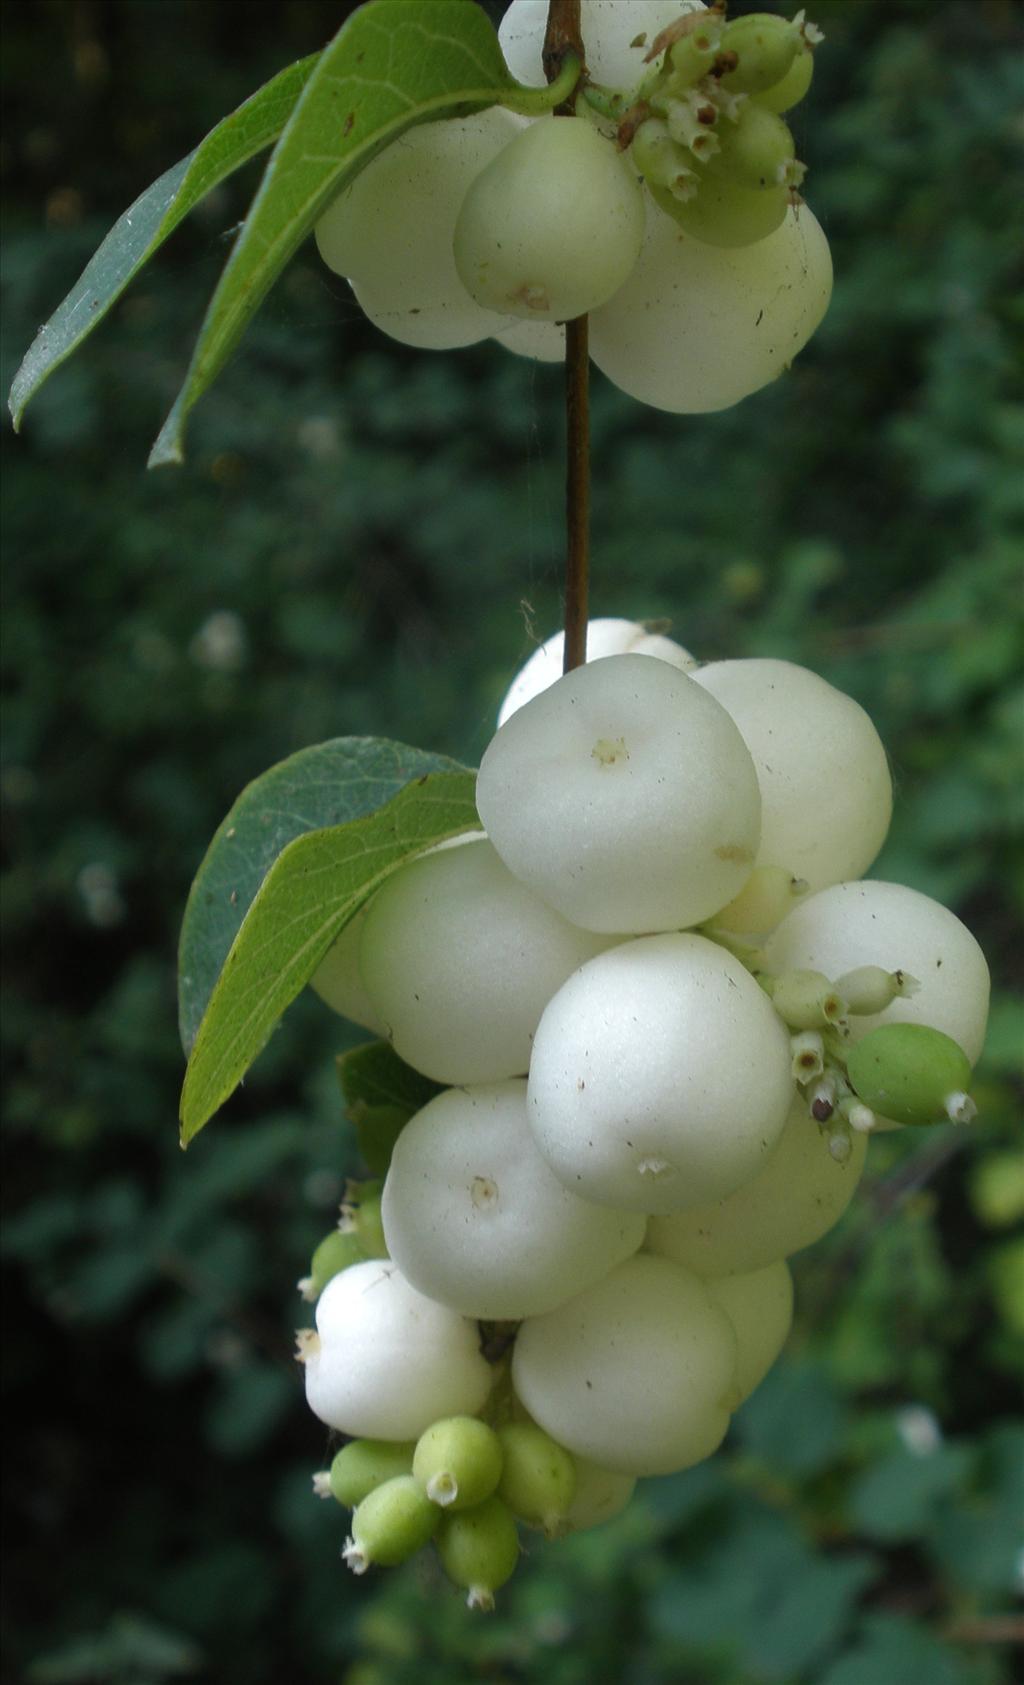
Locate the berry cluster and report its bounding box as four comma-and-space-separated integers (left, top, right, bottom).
298, 619, 989, 1608
313, 0, 833, 412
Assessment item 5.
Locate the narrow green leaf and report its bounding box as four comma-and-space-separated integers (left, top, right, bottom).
178, 736, 467, 1055
337, 1042, 443, 1174
7, 53, 319, 430
180, 768, 479, 1145
148, 0, 517, 467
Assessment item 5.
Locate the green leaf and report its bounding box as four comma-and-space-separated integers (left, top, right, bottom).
820, 1614, 977, 1685
7, 53, 319, 430
848, 1442, 975, 1544
149, 0, 518, 468
178, 736, 467, 1055
336, 1041, 443, 1175
180, 765, 478, 1146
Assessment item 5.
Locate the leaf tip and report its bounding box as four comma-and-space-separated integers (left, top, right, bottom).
148, 404, 187, 470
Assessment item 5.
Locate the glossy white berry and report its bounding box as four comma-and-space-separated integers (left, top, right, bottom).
381, 1081, 646, 1320
589, 202, 832, 413
302, 1260, 492, 1441
358, 837, 610, 1085
477, 654, 762, 934
309, 904, 386, 1035
315, 110, 523, 349
512, 1254, 737, 1477
646, 1092, 868, 1277
692, 658, 892, 894
497, 618, 696, 726
528, 933, 794, 1214
499, 0, 707, 92
707, 1261, 794, 1407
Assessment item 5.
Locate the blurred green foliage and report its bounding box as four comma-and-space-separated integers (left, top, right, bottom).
2, 1, 1022, 1682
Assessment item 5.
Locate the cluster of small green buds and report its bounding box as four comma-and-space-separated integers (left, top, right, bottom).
315, 1414, 579, 1607
623, 8, 822, 248
754, 948, 976, 1140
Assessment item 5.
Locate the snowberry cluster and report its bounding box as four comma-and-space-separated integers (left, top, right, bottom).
298, 617, 989, 1608
313, 0, 833, 412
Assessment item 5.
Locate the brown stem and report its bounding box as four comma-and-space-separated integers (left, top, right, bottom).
562, 317, 590, 674
544, 0, 591, 675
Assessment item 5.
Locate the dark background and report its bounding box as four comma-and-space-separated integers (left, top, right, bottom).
2, 2, 1022, 1682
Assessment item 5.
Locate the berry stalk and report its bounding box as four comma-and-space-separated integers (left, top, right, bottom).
544, 0, 591, 676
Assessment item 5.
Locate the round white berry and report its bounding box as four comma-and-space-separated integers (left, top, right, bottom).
358, 837, 610, 1085
511, 1254, 737, 1477
497, 618, 696, 727
527, 933, 794, 1214
477, 654, 762, 934
381, 1081, 646, 1320
646, 1093, 868, 1277
302, 1260, 492, 1441
693, 658, 892, 895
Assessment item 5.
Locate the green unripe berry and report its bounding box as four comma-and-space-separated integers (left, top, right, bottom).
846, 1023, 973, 1127
413, 1417, 503, 1511
718, 13, 802, 95
708, 104, 801, 192
752, 44, 815, 113
496, 1422, 577, 1535
835, 965, 919, 1016
341, 1180, 389, 1259
353, 1190, 388, 1259
768, 968, 846, 1031
667, 14, 725, 89
436, 1497, 520, 1611
651, 175, 790, 249
329, 1439, 416, 1509
342, 1475, 438, 1574
301, 1228, 365, 1300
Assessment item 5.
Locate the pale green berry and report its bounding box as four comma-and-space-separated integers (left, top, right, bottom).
667, 12, 725, 88
561, 1457, 636, 1534
436, 1497, 521, 1611
342, 1475, 438, 1574
413, 1418, 504, 1512
328, 1439, 415, 1509
708, 103, 802, 192
453, 117, 645, 324
835, 965, 920, 1017
343, 1187, 388, 1260
496, 1422, 576, 1534
752, 43, 814, 113
651, 174, 790, 249
707, 1261, 794, 1407
646, 1093, 867, 1277
718, 12, 803, 95
768, 968, 847, 1031
298, 1228, 366, 1302
846, 1024, 974, 1127
708, 865, 805, 938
